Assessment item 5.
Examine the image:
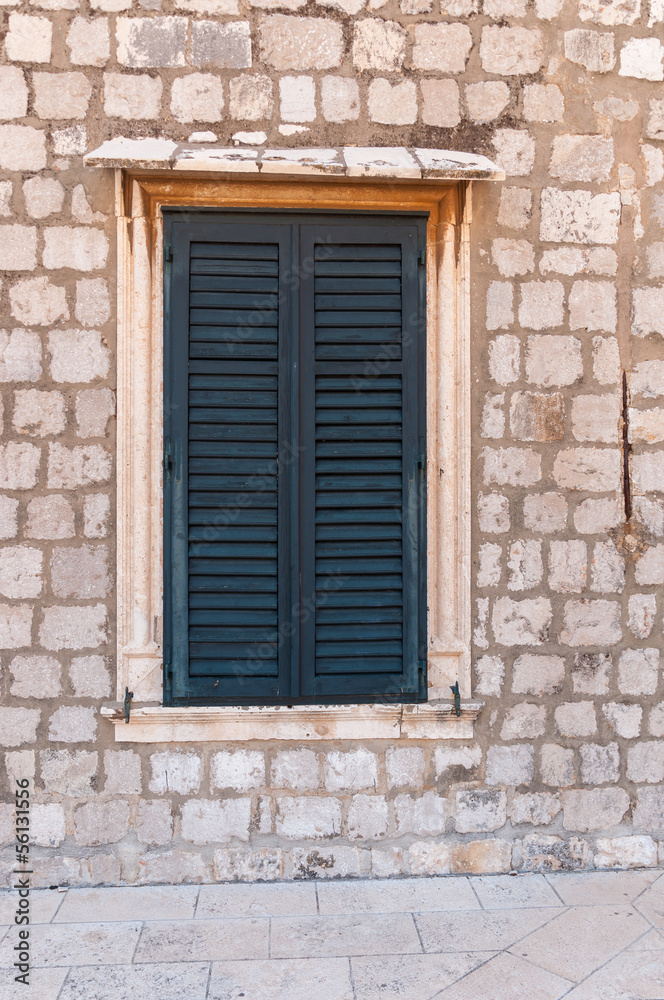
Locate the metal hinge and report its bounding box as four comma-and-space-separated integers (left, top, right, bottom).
417, 452, 426, 469
418, 248, 426, 266
123, 686, 134, 724
450, 681, 461, 718
164, 244, 173, 262
163, 440, 172, 476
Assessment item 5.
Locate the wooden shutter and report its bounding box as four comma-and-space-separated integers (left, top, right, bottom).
164, 213, 425, 705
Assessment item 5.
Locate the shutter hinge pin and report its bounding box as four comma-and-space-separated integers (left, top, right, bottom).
124, 686, 134, 724
164, 244, 173, 262
450, 681, 461, 718
418, 248, 426, 267
417, 452, 426, 469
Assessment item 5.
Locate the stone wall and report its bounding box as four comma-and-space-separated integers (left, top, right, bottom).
1, 0, 664, 884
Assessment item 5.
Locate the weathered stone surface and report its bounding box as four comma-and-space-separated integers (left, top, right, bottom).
572, 652, 611, 695
213, 848, 284, 882
13, 389, 65, 437
51, 545, 109, 599
541, 745, 575, 787
324, 748, 378, 792
70, 655, 111, 698
276, 796, 342, 838
279, 77, 315, 123
0, 225, 37, 270
510, 392, 564, 442
603, 702, 642, 739
75, 389, 115, 438
33, 72, 91, 119
523, 84, 564, 123
387, 747, 426, 788
67, 16, 110, 67
84, 494, 111, 539
492, 596, 551, 645
594, 836, 658, 869
394, 791, 446, 836
569, 281, 617, 334
560, 599, 621, 646
23, 176, 64, 219
540, 189, 621, 244
5, 13, 52, 63
10, 277, 68, 327
553, 448, 620, 491
271, 749, 319, 790
0, 707, 40, 747
321, 76, 360, 123
454, 788, 507, 833
103, 73, 162, 119
493, 129, 535, 176
507, 539, 542, 591
486, 744, 534, 785
136, 800, 173, 846
181, 798, 251, 844
580, 742, 619, 784
480, 26, 543, 75
482, 447, 541, 487
474, 655, 505, 696
74, 800, 130, 845
565, 28, 615, 72
149, 751, 202, 794
104, 749, 141, 794
412, 23, 473, 73
40, 749, 97, 796
171, 74, 224, 123
555, 702, 597, 738
0, 126, 46, 173
512, 654, 565, 695
0, 442, 40, 489
550, 136, 614, 183
0, 546, 42, 599
0, 66, 28, 119
117, 16, 187, 68
352, 19, 406, 71
26, 496, 74, 540
526, 336, 582, 387
618, 648, 659, 695
562, 788, 629, 832
511, 793, 561, 827
548, 540, 587, 594
466, 82, 510, 124
192, 20, 251, 69
519, 834, 589, 872
47, 443, 111, 489
261, 16, 342, 70
211, 750, 265, 792
368, 80, 416, 125
523, 493, 567, 534
39, 604, 107, 650
48, 705, 96, 742
620, 37, 664, 81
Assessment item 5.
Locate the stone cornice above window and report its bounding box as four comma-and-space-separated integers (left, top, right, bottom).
84, 139, 505, 181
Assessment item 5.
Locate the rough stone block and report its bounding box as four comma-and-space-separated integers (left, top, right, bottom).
324, 748, 378, 792
619, 37, 664, 81
33, 72, 91, 120
386, 746, 425, 788
22, 177, 64, 219
519, 281, 564, 330
512, 654, 565, 695
26, 496, 74, 540
572, 652, 611, 695
493, 129, 535, 176
75, 389, 115, 438
571, 394, 620, 444
67, 16, 110, 66
540, 188, 621, 244
618, 648, 659, 695
482, 447, 541, 487
352, 18, 406, 71
486, 287, 515, 332
510, 392, 564, 442
562, 788, 629, 832
104, 749, 141, 794
633, 286, 664, 338
192, 20, 251, 69
480, 26, 543, 74
594, 836, 658, 869
395, 791, 446, 836
628, 594, 657, 638
0, 707, 39, 747
492, 239, 534, 278
564, 28, 615, 72
47, 443, 111, 489
135, 850, 206, 885
553, 448, 620, 491
492, 596, 551, 645
590, 540, 624, 593
569, 281, 617, 334
580, 742, 619, 784
526, 336, 582, 387
523, 493, 567, 533
5, 13, 52, 63
75, 279, 111, 329
48, 705, 96, 742
0, 66, 28, 120
261, 16, 342, 70
465, 81, 510, 123
560, 599, 621, 646
116, 16, 187, 68
507, 539, 542, 591
541, 744, 575, 787
279, 77, 315, 123
519, 834, 589, 872
275, 796, 342, 838
137, 800, 173, 846
13, 390, 65, 438
603, 702, 642, 739
412, 23, 472, 73
181, 798, 251, 844
83, 494, 110, 538
39, 604, 107, 650
0, 545, 42, 598
368, 79, 416, 125
477, 542, 501, 588
149, 751, 202, 794
70, 655, 111, 698
0, 225, 37, 271
434, 745, 481, 781
574, 498, 621, 536
229, 75, 273, 120
550, 135, 614, 183
74, 800, 129, 845
454, 788, 507, 833
40, 749, 97, 796
43, 230, 108, 272
52, 125, 87, 156
211, 750, 264, 792
290, 846, 361, 879
103, 72, 162, 119
627, 742, 664, 784
347, 794, 388, 840
271, 749, 319, 790
497, 188, 532, 230
477, 492, 509, 533
480, 394, 505, 439
0, 126, 46, 173
486, 744, 534, 785
170, 74, 224, 123
548, 540, 587, 594
10, 655, 60, 699
523, 83, 564, 122
501, 703, 546, 740
633, 786, 664, 833
421, 79, 460, 127
633, 462, 664, 499
0, 496, 18, 540
511, 792, 561, 826
51, 545, 109, 600
213, 847, 284, 883
31, 803, 65, 848
0, 442, 40, 489
555, 702, 597, 738
10, 277, 68, 328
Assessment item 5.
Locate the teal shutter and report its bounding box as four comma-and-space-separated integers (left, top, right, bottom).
164, 213, 426, 705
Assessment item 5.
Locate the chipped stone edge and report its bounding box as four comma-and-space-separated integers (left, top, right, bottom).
84, 140, 506, 181
101, 701, 484, 742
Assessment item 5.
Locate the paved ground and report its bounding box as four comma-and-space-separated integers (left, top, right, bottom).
1, 869, 664, 999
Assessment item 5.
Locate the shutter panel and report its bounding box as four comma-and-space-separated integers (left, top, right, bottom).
164, 222, 293, 703
299, 225, 426, 700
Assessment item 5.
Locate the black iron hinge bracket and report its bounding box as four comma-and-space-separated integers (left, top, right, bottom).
124, 686, 134, 724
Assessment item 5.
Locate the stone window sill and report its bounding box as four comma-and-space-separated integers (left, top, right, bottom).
101, 701, 484, 742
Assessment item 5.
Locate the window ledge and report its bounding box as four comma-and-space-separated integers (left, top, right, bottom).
84, 140, 505, 181
101, 701, 484, 742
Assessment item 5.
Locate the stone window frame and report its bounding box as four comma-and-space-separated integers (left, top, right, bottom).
101, 164, 491, 742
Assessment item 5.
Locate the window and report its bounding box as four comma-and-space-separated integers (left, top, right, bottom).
163, 212, 427, 705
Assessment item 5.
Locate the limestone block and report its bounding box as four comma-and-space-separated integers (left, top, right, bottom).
137, 800, 173, 845
47, 443, 111, 489
0, 181, 11, 216
564, 28, 615, 72
171, 74, 224, 123
67, 16, 110, 66
548, 539, 587, 594
0, 497, 18, 540
574, 498, 620, 535
580, 742, 619, 784
634, 786, 664, 833
519, 281, 564, 330
486, 287, 515, 332
492, 239, 534, 278
482, 447, 541, 486
103, 73, 162, 119
0, 67, 28, 119
229, 75, 273, 120
211, 750, 265, 792
511, 793, 561, 826
321, 77, 359, 123
394, 791, 446, 835
0, 707, 39, 747
523, 83, 563, 123
23, 177, 64, 219
507, 539, 542, 590
477, 542, 501, 587
569, 281, 617, 334
633, 286, 664, 338
0, 442, 40, 488
633, 498, 664, 536
421, 80, 460, 127
271, 749, 319, 790
104, 749, 141, 794
493, 129, 535, 176
594, 836, 658, 869
181, 798, 251, 844
629, 406, 664, 443
5, 13, 52, 63
0, 226, 37, 270
570, 394, 620, 444
477, 492, 509, 533
523, 493, 567, 533
324, 748, 378, 792
192, 20, 251, 69
75, 389, 115, 438
492, 596, 552, 645
571, 652, 611, 695
0, 546, 42, 599
352, 19, 406, 71
149, 751, 202, 794
51, 545, 109, 599
541, 745, 575, 787
10, 278, 68, 328
48, 705, 97, 743
510, 392, 563, 442
13, 390, 65, 438
26, 496, 74, 540
628, 594, 657, 638
40, 749, 97, 795
49, 330, 110, 382
627, 742, 664, 783
33, 73, 92, 120
466, 81, 510, 123
84, 494, 110, 538
480, 394, 505, 439
512, 654, 565, 695
480, 26, 543, 74
434, 745, 481, 780
592, 336, 620, 384
368, 79, 416, 125
407, 841, 451, 876
290, 846, 360, 878
74, 800, 130, 845
44, 230, 108, 272
620, 37, 664, 81
386, 747, 425, 788
553, 448, 620, 491
526, 336, 583, 388
550, 136, 614, 183
560, 599, 621, 646
487, 744, 534, 787
412, 23, 472, 73
555, 702, 597, 738
279, 77, 315, 123
540, 188, 621, 244
590, 540, 624, 593
0, 125, 46, 173
261, 16, 342, 70
70, 655, 111, 698
618, 648, 659, 695
39, 604, 107, 650
136, 850, 206, 885
275, 796, 342, 838
474, 655, 505, 696
501, 704, 546, 739
31, 804, 66, 848
116, 16, 187, 68
498, 188, 532, 230
562, 788, 629, 832
52, 125, 87, 156
579, 0, 640, 23
454, 788, 507, 833
603, 702, 642, 739
519, 834, 589, 871
213, 848, 284, 882
633, 458, 664, 496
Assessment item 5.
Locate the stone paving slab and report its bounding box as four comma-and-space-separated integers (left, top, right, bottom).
0, 870, 663, 999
